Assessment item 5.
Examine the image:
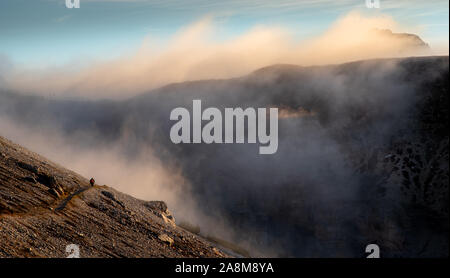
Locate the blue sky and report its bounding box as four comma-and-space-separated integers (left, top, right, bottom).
0, 0, 448, 67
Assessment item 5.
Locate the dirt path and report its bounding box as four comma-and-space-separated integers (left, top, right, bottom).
54, 186, 92, 211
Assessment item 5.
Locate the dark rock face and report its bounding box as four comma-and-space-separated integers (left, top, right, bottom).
0, 56, 448, 257
0, 136, 228, 258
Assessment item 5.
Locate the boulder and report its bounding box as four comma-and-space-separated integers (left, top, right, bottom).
158, 233, 174, 246
145, 201, 176, 227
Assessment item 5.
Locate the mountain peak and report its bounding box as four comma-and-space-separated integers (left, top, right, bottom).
372, 28, 430, 49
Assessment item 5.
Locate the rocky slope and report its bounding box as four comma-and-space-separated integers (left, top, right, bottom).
0, 136, 228, 258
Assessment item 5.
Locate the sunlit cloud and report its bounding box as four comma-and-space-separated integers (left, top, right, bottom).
1, 11, 436, 99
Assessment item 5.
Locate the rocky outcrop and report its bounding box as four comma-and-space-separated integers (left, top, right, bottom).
145, 201, 176, 227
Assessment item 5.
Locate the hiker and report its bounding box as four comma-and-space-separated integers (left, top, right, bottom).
90, 178, 95, 187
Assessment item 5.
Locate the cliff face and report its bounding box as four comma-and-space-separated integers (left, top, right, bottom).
0, 136, 227, 258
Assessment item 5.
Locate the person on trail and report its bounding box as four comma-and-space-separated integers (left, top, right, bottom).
90, 178, 95, 187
